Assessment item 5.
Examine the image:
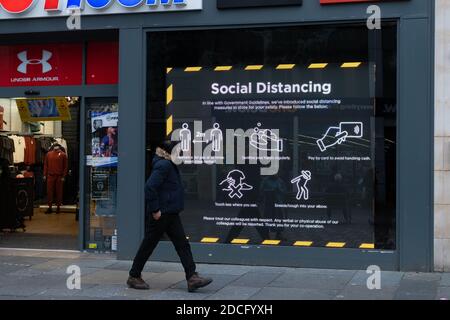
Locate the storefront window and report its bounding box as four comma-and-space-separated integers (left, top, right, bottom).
84, 98, 119, 252
146, 24, 397, 250
0, 97, 79, 250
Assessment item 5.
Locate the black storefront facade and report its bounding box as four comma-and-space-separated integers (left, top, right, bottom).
0, 0, 434, 272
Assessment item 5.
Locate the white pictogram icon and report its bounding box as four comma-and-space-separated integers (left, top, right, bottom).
339, 122, 363, 138
179, 123, 192, 152
291, 170, 312, 201
17, 50, 52, 74
250, 123, 283, 152
316, 122, 363, 152
192, 122, 223, 152
210, 123, 223, 152
219, 170, 253, 199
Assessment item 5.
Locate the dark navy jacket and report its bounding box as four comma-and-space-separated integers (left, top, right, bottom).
145, 155, 184, 215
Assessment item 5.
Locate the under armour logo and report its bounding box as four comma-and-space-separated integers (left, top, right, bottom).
17, 50, 52, 74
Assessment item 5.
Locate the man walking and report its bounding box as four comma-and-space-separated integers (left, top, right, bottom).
127, 140, 213, 292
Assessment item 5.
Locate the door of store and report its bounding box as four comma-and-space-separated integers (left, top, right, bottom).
0, 96, 80, 250
83, 98, 119, 253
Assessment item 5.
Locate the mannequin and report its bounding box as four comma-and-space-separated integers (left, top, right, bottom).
44, 144, 68, 214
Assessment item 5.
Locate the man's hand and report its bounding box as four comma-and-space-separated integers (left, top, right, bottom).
61, 177, 65, 182
43, 176, 47, 181
152, 211, 162, 221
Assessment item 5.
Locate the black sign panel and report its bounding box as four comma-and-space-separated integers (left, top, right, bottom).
166, 64, 375, 248
217, 0, 302, 9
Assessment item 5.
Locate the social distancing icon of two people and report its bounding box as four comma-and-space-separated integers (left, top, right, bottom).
179, 122, 223, 153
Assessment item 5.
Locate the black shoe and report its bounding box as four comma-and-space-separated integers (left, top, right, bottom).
45, 208, 53, 214
187, 273, 213, 292
56, 207, 61, 214
127, 276, 150, 290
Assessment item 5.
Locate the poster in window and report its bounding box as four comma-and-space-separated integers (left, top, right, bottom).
89, 111, 118, 167
166, 64, 375, 249
91, 171, 110, 200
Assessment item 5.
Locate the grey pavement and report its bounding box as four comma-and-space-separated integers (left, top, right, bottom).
0, 248, 450, 300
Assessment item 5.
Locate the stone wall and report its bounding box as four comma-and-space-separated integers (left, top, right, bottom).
435, 0, 450, 271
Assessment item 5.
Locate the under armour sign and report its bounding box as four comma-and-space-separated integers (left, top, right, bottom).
0, 44, 82, 87
0, 0, 202, 19
17, 50, 53, 74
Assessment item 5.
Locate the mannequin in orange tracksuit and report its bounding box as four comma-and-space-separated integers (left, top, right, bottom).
44, 144, 68, 214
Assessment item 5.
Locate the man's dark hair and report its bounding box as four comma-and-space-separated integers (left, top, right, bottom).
158, 140, 177, 154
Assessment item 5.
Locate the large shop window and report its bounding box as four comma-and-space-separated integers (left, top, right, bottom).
146, 24, 397, 250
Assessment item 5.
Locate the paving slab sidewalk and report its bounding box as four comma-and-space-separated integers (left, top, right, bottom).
0, 249, 449, 300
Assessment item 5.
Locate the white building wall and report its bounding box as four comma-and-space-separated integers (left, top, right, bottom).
435, 0, 450, 272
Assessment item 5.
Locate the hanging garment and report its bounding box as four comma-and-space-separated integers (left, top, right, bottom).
24, 136, 36, 165
36, 137, 53, 164
11, 135, 25, 164
0, 136, 15, 165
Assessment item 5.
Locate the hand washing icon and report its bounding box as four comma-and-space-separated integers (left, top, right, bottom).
250, 123, 283, 152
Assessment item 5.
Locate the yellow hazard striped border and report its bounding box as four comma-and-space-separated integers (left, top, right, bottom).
276, 64, 296, 70
184, 66, 202, 72
359, 243, 375, 249
341, 62, 362, 68
231, 239, 250, 245
293, 241, 313, 247
326, 242, 346, 248
166, 84, 173, 106
215, 66, 233, 72
166, 115, 173, 137
309, 63, 328, 69
201, 237, 220, 243
191, 239, 373, 249
262, 240, 281, 245
177, 63, 363, 73
245, 65, 264, 71
166, 82, 174, 136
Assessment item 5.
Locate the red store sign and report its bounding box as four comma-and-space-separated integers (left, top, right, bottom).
0, 43, 83, 87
